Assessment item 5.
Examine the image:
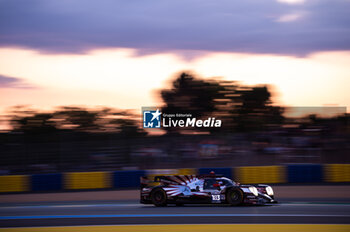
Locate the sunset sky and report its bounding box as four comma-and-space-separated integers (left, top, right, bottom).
1, 0, 350, 117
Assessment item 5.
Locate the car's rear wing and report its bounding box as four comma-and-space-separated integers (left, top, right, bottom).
140, 173, 225, 189
140, 175, 197, 188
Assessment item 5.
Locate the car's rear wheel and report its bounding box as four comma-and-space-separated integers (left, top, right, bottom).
151, 188, 167, 207
226, 188, 244, 206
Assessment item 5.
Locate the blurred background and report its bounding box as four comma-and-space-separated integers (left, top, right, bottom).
0, 0, 349, 183
0, 71, 349, 175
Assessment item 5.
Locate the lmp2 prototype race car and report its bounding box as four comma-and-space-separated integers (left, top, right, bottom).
140, 172, 276, 206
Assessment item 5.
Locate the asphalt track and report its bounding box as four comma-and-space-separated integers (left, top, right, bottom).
1, 199, 350, 228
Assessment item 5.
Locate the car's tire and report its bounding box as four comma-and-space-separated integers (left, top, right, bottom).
226, 188, 244, 206
151, 188, 167, 207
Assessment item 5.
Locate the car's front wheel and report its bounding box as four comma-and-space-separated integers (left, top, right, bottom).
151, 188, 167, 207
226, 188, 244, 206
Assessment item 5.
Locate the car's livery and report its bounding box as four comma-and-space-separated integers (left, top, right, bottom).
140, 173, 276, 206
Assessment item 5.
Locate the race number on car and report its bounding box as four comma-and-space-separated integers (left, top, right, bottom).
212, 194, 220, 201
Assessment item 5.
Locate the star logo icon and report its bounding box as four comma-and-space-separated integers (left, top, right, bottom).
150, 109, 161, 122
142, 107, 162, 128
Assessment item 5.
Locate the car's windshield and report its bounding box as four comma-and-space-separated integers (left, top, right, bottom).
203, 177, 235, 189
203, 179, 218, 189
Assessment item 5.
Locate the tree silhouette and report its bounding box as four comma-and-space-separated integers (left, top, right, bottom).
11, 113, 57, 133
160, 72, 224, 133
159, 72, 283, 133
9, 106, 146, 136
53, 107, 99, 131
233, 86, 284, 132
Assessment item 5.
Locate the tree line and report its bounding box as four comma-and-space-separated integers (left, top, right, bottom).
6, 71, 284, 135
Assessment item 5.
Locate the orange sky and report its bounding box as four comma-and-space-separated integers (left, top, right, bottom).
0, 47, 349, 117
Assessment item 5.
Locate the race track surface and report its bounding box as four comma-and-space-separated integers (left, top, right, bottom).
1, 199, 350, 227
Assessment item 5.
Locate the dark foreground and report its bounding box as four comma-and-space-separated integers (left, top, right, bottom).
1, 199, 350, 227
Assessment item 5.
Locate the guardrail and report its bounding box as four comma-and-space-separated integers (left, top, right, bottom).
0, 164, 349, 193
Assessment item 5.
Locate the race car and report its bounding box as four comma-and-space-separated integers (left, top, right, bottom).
140, 172, 276, 206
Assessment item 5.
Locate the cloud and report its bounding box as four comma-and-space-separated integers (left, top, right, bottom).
276, 12, 304, 22
277, 0, 305, 5
0, 0, 349, 56
0, 74, 35, 89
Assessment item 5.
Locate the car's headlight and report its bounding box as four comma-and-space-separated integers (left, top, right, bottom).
249, 186, 258, 196
266, 186, 274, 196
